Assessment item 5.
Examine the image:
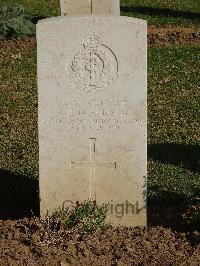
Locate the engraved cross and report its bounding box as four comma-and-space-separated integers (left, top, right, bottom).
70, 138, 117, 199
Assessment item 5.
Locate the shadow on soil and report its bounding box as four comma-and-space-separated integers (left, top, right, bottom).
148, 143, 200, 173
121, 6, 200, 20
148, 203, 186, 231
0, 169, 39, 220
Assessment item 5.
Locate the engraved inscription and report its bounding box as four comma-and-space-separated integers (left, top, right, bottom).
68, 32, 118, 93
54, 97, 146, 133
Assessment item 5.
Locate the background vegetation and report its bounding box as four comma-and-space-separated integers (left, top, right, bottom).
0, 0, 199, 31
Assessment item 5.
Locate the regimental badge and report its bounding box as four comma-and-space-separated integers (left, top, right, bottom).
68, 32, 118, 93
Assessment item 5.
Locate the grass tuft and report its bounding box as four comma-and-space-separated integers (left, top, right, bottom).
49, 200, 108, 234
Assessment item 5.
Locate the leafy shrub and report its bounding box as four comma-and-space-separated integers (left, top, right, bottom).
49, 200, 108, 234
0, 3, 35, 38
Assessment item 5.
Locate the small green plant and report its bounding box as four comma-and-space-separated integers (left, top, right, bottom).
0, 3, 35, 38
183, 205, 200, 230
196, 23, 200, 36
50, 200, 108, 234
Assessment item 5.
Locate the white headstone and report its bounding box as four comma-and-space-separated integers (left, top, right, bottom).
60, 0, 120, 16
60, 0, 91, 16
37, 15, 147, 226
92, 0, 120, 15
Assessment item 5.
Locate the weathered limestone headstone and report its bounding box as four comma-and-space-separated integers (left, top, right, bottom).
60, 0, 91, 16
92, 0, 120, 15
37, 2, 147, 227
60, 0, 120, 16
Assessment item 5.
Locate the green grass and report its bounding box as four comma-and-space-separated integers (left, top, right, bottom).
0, 42, 38, 178
0, 42, 199, 211
121, 0, 200, 26
148, 45, 200, 203
0, 0, 199, 26
148, 46, 200, 144
0, 0, 60, 18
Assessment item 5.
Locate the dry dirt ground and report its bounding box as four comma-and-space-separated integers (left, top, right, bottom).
148, 26, 200, 46
0, 218, 199, 266
0, 26, 199, 50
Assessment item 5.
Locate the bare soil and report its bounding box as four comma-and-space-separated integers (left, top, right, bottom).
0, 217, 199, 266
0, 26, 199, 50
148, 26, 200, 46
